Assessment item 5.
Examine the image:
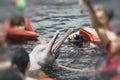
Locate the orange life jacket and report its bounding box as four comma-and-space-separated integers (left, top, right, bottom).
79, 28, 101, 43
5, 18, 39, 41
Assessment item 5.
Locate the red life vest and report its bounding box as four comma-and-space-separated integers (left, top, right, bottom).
79, 28, 101, 43
5, 18, 39, 41
79, 25, 113, 43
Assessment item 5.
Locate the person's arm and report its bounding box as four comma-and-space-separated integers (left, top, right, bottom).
84, 0, 109, 46
78, 0, 83, 13
24, 18, 33, 31
57, 64, 120, 76
57, 64, 102, 73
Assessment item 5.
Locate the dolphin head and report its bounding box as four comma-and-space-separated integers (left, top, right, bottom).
29, 28, 73, 70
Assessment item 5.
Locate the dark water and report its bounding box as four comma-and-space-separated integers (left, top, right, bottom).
0, 0, 120, 80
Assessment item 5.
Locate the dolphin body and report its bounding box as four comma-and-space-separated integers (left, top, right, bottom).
29, 29, 73, 70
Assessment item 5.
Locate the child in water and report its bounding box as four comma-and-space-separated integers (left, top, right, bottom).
60, 0, 120, 80
68, 3, 114, 48
11, 49, 36, 80
10, 15, 25, 30
5, 14, 39, 41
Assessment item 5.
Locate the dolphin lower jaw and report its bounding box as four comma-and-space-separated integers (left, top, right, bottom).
29, 54, 42, 70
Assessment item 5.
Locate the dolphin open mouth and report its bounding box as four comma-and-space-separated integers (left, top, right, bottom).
29, 29, 73, 70
47, 28, 73, 56
52, 28, 73, 53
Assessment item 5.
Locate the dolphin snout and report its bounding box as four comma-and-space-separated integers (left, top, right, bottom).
47, 31, 60, 52
52, 28, 73, 53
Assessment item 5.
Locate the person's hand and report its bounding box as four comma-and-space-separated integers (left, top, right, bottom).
96, 68, 103, 73
85, 68, 103, 73
84, 68, 102, 73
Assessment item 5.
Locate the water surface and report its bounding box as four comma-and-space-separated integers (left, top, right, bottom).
0, 0, 120, 80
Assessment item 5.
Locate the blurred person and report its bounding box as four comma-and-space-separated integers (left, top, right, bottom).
9, 15, 25, 30
84, 0, 120, 70
67, 3, 114, 48
0, 69, 23, 80
83, 0, 120, 79
11, 49, 55, 80
5, 15, 39, 41
11, 49, 30, 76
0, 51, 12, 69
0, 46, 15, 70
11, 49, 36, 80
0, 24, 7, 49
60, 0, 120, 80
0, 23, 16, 69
